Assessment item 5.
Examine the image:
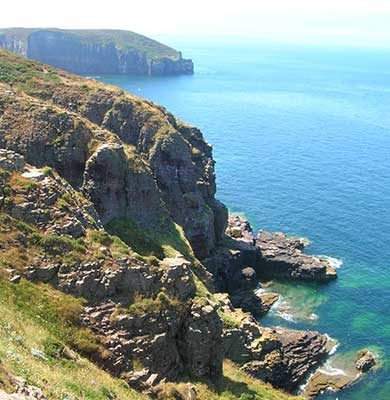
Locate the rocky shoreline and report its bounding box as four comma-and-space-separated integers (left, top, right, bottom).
218, 214, 378, 397
0, 50, 379, 400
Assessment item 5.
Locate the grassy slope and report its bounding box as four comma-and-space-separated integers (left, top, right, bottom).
0, 276, 299, 400
0, 278, 148, 400
0, 50, 298, 399
0, 28, 180, 61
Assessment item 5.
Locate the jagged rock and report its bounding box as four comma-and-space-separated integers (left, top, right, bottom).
256, 230, 337, 281
179, 299, 223, 379
226, 214, 256, 248
355, 349, 376, 372
5, 376, 47, 400
160, 257, 196, 301
272, 328, 331, 390
30, 349, 48, 361
2, 161, 102, 236
230, 288, 279, 317
222, 312, 281, 365
27, 265, 59, 283
80, 297, 223, 387
0, 149, 25, 171
304, 349, 378, 397
82, 143, 165, 227
233, 321, 331, 391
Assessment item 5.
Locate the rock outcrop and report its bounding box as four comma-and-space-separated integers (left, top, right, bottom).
256, 231, 337, 281
0, 376, 47, 400
0, 51, 225, 258
355, 349, 376, 372
303, 349, 378, 398
0, 51, 367, 400
218, 297, 332, 391
0, 28, 194, 76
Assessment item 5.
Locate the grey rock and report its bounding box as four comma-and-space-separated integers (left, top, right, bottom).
256, 230, 337, 281
179, 300, 223, 379
0, 149, 25, 171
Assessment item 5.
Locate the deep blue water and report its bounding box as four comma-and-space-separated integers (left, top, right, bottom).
98, 40, 390, 399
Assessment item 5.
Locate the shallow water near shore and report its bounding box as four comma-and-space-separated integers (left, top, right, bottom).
98, 39, 390, 399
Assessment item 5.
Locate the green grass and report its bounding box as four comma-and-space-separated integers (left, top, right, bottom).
127, 291, 185, 318
0, 277, 147, 399
0, 51, 61, 93
158, 360, 300, 400
106, 217, 194, 261
86, 229, 132, 259
29, 232, 86, 256
219, 312, 242, 330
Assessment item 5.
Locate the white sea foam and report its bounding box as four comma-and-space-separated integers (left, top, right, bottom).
275, 300, 297, 322
318, 360, 347, 376
277, 311, 296, 322
325, 334, 340, 355
299, 358, 347, 394
260, 291, 297, 322
319, 255, 343, 269
309, 313, 319, 321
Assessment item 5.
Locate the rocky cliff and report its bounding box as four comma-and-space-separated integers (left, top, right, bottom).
0, 28, 194, 76
0, 50, 370, 400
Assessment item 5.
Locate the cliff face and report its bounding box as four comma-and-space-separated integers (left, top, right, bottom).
0, 50, 340, 399
0, 28, 194, 76
0, 50, 219, 258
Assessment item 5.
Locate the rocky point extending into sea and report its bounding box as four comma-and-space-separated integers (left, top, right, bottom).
0, 49, 379, 399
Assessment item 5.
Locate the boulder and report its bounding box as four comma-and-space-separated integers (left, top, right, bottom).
355, 349, 376, 372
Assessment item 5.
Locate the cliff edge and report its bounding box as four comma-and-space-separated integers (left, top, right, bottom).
0, 49, 368, 400
0, 28, 194, 76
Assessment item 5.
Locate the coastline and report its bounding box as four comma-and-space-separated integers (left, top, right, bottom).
222, 214, 378, 398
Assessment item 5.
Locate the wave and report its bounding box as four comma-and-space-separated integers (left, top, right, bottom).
324, 334, 340, 356
319, 255, 343, 269
318, 360, 348, 376
276, 308, 296, 322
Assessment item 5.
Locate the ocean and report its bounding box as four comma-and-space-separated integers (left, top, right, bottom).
98, 39, 390, 399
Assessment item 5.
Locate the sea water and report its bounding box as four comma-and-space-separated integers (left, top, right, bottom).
98, 39, 390, 399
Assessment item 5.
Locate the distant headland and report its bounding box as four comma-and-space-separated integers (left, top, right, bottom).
0, 28, 194, 76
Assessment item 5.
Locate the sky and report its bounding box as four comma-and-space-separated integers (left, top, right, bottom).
1, 0, 390, 47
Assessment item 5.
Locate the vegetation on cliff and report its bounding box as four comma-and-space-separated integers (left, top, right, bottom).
0, 50, 316, 400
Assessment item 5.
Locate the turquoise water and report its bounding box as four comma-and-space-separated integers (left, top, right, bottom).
98, 40, 390, 399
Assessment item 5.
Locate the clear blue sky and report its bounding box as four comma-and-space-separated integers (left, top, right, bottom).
1, 0, 390, 47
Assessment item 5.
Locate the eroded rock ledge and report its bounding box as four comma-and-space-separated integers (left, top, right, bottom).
204, 214, 337, 317
256, 230, 337, 282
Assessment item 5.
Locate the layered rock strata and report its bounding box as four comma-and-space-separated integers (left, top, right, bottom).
256, 231, 337, 281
